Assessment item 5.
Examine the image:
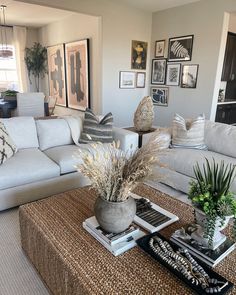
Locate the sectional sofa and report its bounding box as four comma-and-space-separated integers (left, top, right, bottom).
143, 120, 236, 194
0, 116, 138, 211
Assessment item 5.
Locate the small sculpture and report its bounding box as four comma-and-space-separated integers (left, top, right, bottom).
133, 96, 154, 132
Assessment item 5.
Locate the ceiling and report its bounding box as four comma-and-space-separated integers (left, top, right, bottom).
110, 0, 202, 12
0, 0, 74, 27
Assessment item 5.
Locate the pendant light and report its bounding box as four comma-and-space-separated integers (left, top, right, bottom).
0, 5, 13, 59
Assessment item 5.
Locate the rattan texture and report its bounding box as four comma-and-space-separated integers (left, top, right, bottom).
19, 184, 236, 295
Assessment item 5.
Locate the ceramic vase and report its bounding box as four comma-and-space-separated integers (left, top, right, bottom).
192, 208, 231, 250
94, 196, 136, 233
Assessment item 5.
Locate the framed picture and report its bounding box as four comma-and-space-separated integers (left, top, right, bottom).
65, 39, 90, 111
151, 87, 169, 106
47, 44, 67, 107
155, 40, 165, 58
131, 40, 148, 70
168, 35, 194, 62
181, 64, 199, 88
136, 72, 146, 88
151, 59, 166, 84
119, 71, 136, 88
166, 63, 181, 86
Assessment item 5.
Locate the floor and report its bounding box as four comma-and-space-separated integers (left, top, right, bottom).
0, 182, 188, 295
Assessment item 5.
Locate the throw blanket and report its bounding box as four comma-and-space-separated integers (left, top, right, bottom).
59, 115, 83, 146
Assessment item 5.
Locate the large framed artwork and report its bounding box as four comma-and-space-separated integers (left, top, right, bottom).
131, 40, 148, 70
168, 35, 194, 62
181, 64, 199, 88
151, 59, 166, 85
47, 44, 67, 107
151, 87, 169, 106
65, 39, 90, 111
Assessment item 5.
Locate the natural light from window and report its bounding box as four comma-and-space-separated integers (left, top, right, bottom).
0, 45, 19, 92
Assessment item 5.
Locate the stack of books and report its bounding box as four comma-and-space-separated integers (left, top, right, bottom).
170, 224, 235, 267
83, 216, 145, 256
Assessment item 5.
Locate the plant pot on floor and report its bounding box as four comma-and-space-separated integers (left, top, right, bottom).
192, 208, 232, 250
94, 196, 136, 234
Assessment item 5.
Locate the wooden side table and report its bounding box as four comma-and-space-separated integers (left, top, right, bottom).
124, 127, 156, 147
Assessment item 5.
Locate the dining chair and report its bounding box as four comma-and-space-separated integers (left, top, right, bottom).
16, 92, 45, 117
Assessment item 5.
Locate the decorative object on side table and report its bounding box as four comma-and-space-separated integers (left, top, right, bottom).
133, 96, 154, 132
188, 158, 236, 249
76, 137, 164, 233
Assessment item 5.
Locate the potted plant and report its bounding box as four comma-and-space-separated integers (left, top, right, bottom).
75, 136, 164, 233
25, 42, 47, 92
188, 158, 236, 249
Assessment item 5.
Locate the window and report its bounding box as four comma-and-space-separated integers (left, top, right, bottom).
0, 45, 19, 92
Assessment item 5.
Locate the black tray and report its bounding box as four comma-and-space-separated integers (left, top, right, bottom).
136, 233, 233, 295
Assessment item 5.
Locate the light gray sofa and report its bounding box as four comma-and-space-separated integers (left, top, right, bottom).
143, 120, 236, 194
0, 116, 138, 211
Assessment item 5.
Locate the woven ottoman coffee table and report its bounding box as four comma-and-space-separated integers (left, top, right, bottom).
19, 184, 236, 295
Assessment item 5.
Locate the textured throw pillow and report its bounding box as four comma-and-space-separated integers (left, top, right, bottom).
79, 108, 113, 143
0, 122, 17, 165
171, 113, 207, 150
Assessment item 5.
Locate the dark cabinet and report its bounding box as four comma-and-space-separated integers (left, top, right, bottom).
221, 32, 236, 82
215, 104, 236, 124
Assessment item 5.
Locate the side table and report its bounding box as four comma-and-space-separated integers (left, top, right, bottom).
124, 127, 156, 147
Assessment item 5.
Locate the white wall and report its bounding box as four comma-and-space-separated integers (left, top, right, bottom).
38, 12, 100, 116
229, 13, 236, 33
151, 0, 236, 127
17, 0, 152, 126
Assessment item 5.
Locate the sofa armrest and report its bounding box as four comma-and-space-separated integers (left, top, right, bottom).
112, 127, 138, 153
142, 127, 171, 149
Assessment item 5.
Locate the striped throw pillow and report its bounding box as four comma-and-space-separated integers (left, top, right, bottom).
171, 113, 207, 150
79, 108, 113, 143
0, 122, 17, 165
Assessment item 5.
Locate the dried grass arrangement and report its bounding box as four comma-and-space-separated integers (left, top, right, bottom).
75, 132, 165, 202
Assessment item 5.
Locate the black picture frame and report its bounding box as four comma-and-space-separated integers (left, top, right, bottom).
168, 35, 194, 62
155, 40, 165, 58
166, 63, 181, 86
151, 86, 169, 106
151, 59, 166, 85
181, 64, 199, 88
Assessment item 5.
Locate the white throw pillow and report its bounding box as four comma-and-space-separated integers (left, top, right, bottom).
171, 113, 207, 150
0, 122, 17, 165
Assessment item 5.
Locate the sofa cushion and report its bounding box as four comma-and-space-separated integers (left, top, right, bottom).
205, 121, 236, 158
0, 148, 60, 190
171, 113, 207, 150
0, 117, 39, 149
160, 148, 236, 180
0, 122, 17, 164
44, 145, 82, 174
79, 108, 113, 143
36, 119, 73, 151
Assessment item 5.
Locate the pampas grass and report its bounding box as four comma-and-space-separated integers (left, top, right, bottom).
75, 132, 165, 202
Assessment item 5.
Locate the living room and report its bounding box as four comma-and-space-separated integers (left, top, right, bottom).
1, 0, 236, 294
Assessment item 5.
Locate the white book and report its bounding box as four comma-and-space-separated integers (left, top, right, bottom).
84, 216, 139, 246
83, 222, 145, 256
130, 193, 179, 233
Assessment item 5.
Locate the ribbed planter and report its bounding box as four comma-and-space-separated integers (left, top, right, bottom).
94, 196, 136, 233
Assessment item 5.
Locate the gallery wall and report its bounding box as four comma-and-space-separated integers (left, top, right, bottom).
151, 0, 236, 127
38, 12, 100, 116
17, 0, 152, 126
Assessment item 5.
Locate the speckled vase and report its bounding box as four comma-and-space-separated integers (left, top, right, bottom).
94, 196, 136, 233
133, 96, 154, 132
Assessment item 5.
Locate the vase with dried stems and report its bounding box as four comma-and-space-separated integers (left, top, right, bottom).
75, 133, 165, 233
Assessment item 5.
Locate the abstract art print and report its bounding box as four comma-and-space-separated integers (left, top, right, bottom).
166, 63, 181, 86
151, 59, 166, 85
131, 40, 148, 70
47, 44, 66, 107
65, 39, 90, 111
168, 35, 194, 62
151, 87, 169, 106
181, 64, 199, 88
